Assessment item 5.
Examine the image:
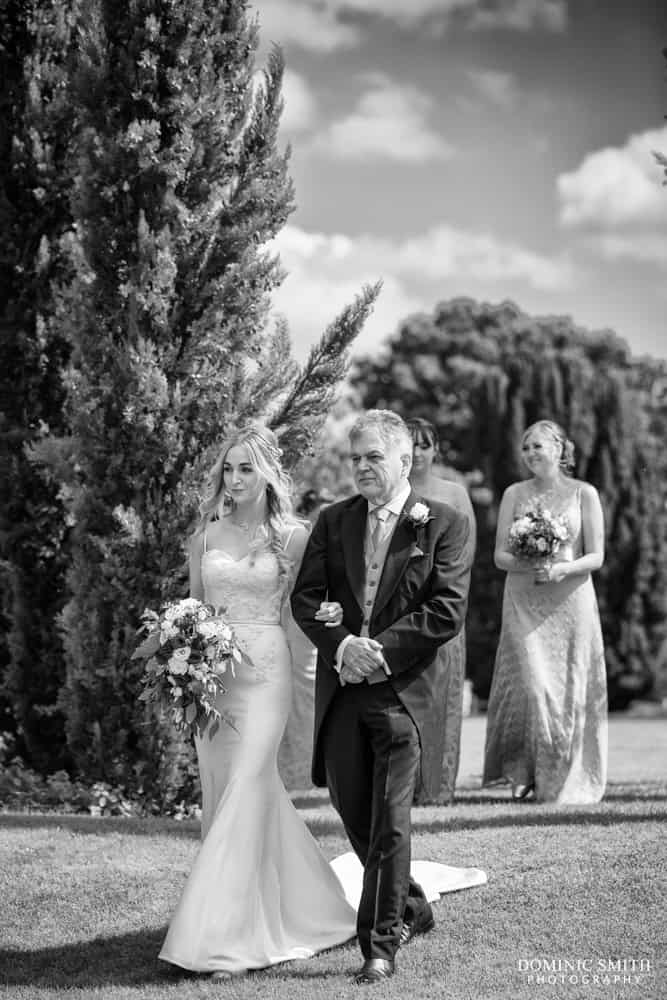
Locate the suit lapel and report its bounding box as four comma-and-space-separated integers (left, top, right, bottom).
372, 490, 422, 620
341, 496, 368, 610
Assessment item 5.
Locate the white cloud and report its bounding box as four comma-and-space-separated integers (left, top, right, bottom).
320, 0, 474, 24
344, 0, 568, 32
559, 126, 667, 228
311, 77, 454, 162
592, 234, 667, 264
469, 0, 567, 32
270, 223, 573, 358
280, 69, 318, 132
276, 222, 572, 291
557, 125, 667, 264
466, 68, 519, 108
271, 265, 422, 360
253, 1, 359, 53
251, 0, 567, 53
395, 225, 571, 288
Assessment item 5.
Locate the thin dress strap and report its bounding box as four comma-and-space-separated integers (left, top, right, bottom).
203, 526, 208, 553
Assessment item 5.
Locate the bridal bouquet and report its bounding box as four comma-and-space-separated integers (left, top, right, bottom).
507, 502, 569, 564
133, 598, 244, 739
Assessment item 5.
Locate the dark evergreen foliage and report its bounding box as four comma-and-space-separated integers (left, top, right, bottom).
30, 0, 293, 783
0, 0, 81, 768
269, 282, 382, 467
16, 0, 378, 785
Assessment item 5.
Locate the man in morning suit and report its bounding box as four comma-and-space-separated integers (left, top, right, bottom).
291, 409, 472, 985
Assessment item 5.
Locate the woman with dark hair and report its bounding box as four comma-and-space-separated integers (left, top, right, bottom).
406, 417, 477, 803
483, 420, 607, 803
295, 487, 335, 525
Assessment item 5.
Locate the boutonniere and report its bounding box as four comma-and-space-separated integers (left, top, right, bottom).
405, 502, 432, 528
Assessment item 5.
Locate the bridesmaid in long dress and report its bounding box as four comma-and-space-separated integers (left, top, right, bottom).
406, 418, 477, 803
483, 420, 608, 804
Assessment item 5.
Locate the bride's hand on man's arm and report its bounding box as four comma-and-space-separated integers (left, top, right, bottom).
315, 601, 344, 627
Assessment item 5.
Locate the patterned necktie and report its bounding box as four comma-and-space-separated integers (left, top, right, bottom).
370, 507, 389, 553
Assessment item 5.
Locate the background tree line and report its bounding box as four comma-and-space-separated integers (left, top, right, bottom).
1, 2, 665, 802
0, 0, 378, 799
345, 297, 667, 708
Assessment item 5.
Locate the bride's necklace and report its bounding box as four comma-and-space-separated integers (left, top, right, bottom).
231, 517, 262, 540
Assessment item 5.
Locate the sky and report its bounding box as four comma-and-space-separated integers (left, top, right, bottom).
250, 0, 667, 362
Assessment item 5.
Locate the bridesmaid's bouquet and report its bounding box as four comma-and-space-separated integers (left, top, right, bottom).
507, 502, 569, 564
133, 598, 244, 739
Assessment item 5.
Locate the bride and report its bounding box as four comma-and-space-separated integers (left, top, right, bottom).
159, 425, 355, 977
159, 424, 485, 978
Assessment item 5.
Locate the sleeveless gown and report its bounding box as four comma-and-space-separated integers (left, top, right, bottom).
159, 542, 487, 974
482, 483, 608, 804
158, 545, 357, 973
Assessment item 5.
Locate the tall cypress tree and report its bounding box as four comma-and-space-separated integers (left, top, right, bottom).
0, 0, 80, 769
32, 0, 378, 784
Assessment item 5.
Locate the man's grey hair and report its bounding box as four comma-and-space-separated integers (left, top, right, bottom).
349, 409, 413, 455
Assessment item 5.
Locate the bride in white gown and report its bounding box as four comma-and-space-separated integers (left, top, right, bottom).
159, 425, 485, 978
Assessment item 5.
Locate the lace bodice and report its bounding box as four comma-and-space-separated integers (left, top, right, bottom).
512, 481, 583, 560
201, 549, 284, 624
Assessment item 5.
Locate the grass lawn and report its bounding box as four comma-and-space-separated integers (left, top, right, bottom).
1, 717, 665, 1000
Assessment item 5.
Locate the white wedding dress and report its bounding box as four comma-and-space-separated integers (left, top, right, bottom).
159, 540, 486, 975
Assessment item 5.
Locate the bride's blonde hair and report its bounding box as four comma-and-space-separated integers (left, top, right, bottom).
196, 424, 298, 588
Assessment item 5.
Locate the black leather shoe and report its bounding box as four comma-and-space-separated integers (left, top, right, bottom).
353, 958, 395, 984
400, 906, 435, 946
511, 782, 535, 801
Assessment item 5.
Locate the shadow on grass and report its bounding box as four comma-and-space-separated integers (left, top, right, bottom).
2, 781, 665, 842
0, 930, 351, 988
0, 927, 171, 988
448, 782, 667, 807
0, 812, 201, 838
409, 805, 667, 836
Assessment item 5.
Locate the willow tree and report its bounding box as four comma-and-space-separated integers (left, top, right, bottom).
33, 0, 378, 788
